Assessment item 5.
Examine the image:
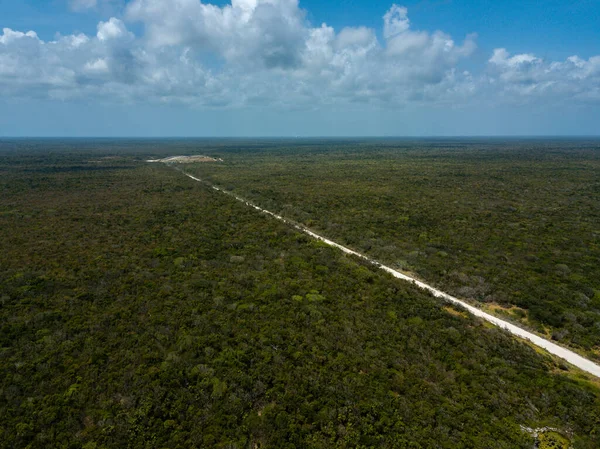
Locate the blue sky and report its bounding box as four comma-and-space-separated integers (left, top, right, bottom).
0, 0, 599, 136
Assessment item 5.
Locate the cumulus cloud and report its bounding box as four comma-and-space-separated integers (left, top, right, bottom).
126, 0, 308, 69
97, 18, 133, 42
84, 58, 109, 73
0, 1, 598, 108
489, 48, 540, 68
0, 28, 39, 45
0, 21, 139, 99
488, 48, 600, 102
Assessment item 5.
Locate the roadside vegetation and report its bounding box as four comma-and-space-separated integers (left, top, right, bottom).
186, 139, 600, 359
1, 141, 599, 448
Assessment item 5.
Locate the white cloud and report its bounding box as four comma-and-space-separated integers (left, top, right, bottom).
487, 48, 600, 102
0, 2, 598, 108
383, 4, 409, 39
64, 33, 90, 48
335, 27, 375, 50
126, 0, 307, 69
0, 28, 39, 45
489, 48, 540, 68
84, 58, 109, 73
97, 18, 133, 42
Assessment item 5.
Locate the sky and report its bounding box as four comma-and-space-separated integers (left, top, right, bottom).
0, 0, 599, 136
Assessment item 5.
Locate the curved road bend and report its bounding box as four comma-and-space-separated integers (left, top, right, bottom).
181, 170, 600, 379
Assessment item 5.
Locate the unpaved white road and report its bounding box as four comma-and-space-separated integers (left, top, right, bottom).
181, 170, 600, 379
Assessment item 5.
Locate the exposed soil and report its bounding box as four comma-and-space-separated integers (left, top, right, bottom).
146, 155, 223, 163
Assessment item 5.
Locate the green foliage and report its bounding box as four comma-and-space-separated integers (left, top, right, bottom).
187, 139, 600, 357
1, 141, 599, 448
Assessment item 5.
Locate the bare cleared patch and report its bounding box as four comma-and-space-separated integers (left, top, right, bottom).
146, 155, 223, 163
521, 426, 571, 449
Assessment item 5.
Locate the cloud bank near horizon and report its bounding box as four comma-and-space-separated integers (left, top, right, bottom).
1, 0, 599, 109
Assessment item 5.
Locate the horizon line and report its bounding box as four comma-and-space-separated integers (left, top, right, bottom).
2, 135, 600, 140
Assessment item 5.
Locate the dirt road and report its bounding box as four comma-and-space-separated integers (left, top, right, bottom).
180, 170, 600, 378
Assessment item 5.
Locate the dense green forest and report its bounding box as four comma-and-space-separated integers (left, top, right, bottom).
1, 141, 600, 448
184, 139, 600, 359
